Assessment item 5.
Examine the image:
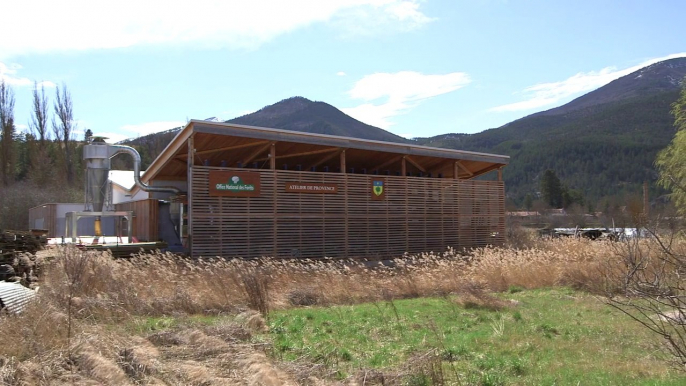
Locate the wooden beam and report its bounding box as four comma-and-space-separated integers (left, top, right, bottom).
456, 161, 474, 177
401, 156, 407, 176
243, 141, 275, 165
307, 149, 344, 170
270, 143, 276, 170
188, 134, 194, 168
497, 167, 503, 181
373, 155, 403, 172
340, 150, 346, 173
254, 147, 339, 162
194, 122, 510, 165
426, 159, 455, 176
405, 156, 426, 173
177, 140, 270, 158
453, 161, 459, 179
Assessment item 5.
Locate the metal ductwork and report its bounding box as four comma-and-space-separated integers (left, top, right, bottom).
84, 139, 181, 213
107, 144, 181, 195
83, 138, 181, 238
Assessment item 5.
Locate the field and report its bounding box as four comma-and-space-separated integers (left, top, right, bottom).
268, 289, 681, 385
1, 235, 685, 385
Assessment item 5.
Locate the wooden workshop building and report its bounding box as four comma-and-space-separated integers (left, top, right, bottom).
139, 120, 510, 258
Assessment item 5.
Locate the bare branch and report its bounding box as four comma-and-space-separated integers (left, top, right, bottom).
29, 81, 49, 145
51, 83, 77, 182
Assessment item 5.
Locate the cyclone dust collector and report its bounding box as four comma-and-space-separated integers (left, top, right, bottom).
66, 137, 180, 243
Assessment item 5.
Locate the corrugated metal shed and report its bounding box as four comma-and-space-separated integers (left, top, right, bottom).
0, 282, 37, 314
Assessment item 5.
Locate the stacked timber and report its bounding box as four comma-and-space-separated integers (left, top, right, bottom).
0, 229, 47, 286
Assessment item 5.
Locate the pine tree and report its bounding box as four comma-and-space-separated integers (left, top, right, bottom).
523, 193, 533, 211
540, 169, 563, 208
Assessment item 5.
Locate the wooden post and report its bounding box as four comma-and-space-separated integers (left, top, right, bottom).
453, 162, 459, 179
273, 144, 278, 257
187, 133, 194, 256
401, 156, 407, 177
497, 168, 503, 182
341, 150, 348, 257
187, 134, 194, 170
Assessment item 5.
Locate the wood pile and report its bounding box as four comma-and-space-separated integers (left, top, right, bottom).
0, 229, 48, 287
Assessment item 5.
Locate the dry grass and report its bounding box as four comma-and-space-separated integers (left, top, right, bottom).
0, 236, 676, 384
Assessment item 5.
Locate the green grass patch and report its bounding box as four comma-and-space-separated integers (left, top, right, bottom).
129, 314, 222, 334
266, 288, 685, 385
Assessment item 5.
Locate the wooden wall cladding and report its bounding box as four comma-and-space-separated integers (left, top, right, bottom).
28, 204, 56, 237
190, 166, 505, 259
114, 199, 159, 242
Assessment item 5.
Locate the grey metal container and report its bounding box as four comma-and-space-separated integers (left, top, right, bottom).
0, 281, 37, 314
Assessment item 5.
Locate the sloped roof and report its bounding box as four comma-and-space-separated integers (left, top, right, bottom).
140, 120, 509, 189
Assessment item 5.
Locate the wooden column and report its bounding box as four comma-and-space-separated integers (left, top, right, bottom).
453, 162, 459, 179
187, 134, 194, 170
340, 150, 346, 173
272, 143, 277, 257
187, 133, 194, 255
404, 157, 409, 252
341, 150, 349, 257
497, 168, 503, 181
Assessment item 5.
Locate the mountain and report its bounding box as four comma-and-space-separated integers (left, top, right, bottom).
122, 97, 407, 168
227, 96, 408, 143
123, 58, 685, 208
121, 97, 410, 169
534, 58, 686, 117
416, 57, 686, 207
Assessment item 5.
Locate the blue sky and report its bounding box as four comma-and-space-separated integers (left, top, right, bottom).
1, 0, 685, 142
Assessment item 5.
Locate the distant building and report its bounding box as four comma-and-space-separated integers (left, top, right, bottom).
32, 121, 510, 258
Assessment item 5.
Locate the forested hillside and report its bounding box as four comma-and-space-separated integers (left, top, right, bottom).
416, 91, 678, 205
0, 82, 86, 229
227, 96, 409, 143
416, 58, 686, 207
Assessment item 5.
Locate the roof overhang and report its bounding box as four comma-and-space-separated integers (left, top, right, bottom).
139, 120, 509, 191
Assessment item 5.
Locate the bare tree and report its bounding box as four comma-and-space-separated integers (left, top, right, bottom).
29, 81, 49, 147
606, 218, 686, 369
0, 79, 16, 186
52, 83, 76, 183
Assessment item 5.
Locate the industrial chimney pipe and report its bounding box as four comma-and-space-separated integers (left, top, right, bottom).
83, 139, 181, 238
107, 144, 181, 195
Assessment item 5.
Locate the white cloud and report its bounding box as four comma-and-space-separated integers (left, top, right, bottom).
0, 62, 55, 88
0, 1, 432, 59
337, 71, 347, 76
101, 120, 186, 143
342, 71, 471, 128
331, 0, 434, 37
491, 52, 686, 112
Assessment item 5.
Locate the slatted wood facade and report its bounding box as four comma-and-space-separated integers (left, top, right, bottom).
114, 199, 159, 242
190, 166, 505, 259
28, 204, 57, 236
